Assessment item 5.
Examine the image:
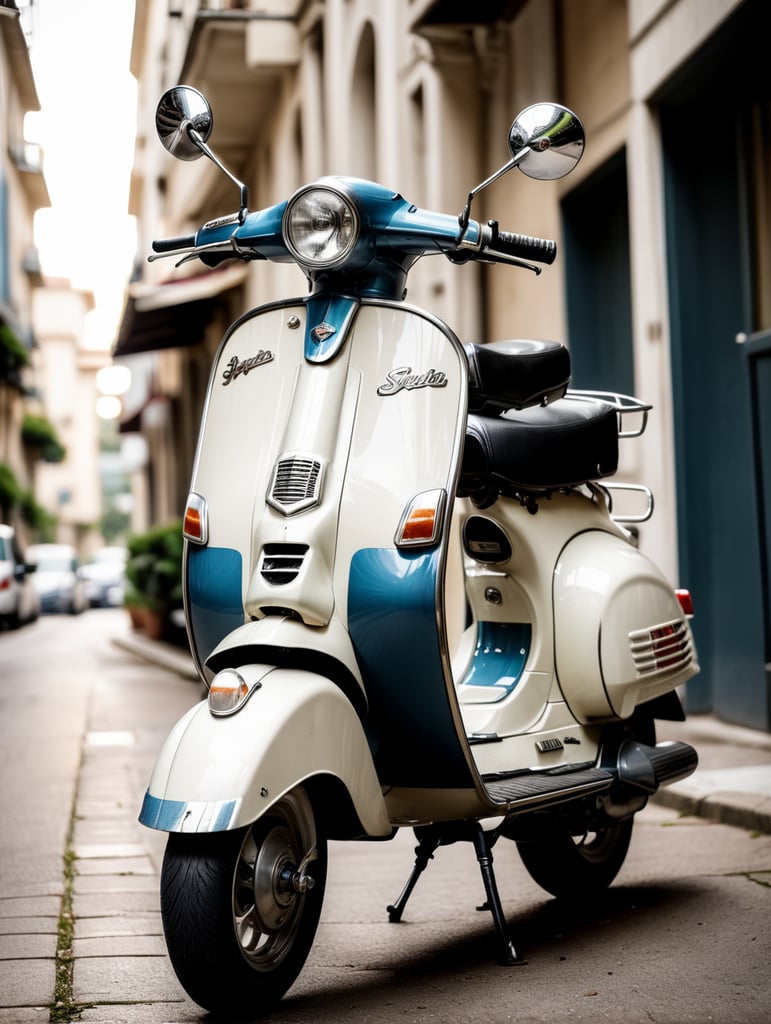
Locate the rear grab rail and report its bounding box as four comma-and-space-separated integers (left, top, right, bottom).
566, 390, 651, 439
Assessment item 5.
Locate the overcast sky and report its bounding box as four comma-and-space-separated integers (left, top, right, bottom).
27, 0, 138, 350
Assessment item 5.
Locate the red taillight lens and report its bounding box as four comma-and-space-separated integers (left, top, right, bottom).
675, 589, 694, 617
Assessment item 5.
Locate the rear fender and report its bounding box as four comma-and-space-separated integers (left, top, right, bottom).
139, 667, 391, 836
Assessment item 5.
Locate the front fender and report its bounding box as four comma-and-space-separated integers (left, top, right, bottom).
139, 667, 391, 836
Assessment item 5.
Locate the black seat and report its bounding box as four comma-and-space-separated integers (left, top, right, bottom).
459, 395, 619, 497
466, 339, 570, 414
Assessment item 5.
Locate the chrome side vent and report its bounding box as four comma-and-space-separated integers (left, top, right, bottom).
267, 453, 324, 515
259, 544, 309, 585
629, 618, 694, 677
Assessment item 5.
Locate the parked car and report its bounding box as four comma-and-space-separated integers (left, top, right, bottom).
0, 524, 39, 629
27, 543, 88, 615
80, 546, 128, 608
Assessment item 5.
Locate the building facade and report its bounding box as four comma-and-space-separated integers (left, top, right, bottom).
0, 0, 47, 532
119, 0, 770, 729
1, 0, 109, 554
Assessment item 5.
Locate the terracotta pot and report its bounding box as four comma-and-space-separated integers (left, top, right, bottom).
141, 609, 165, 640
126, 605, 144, 631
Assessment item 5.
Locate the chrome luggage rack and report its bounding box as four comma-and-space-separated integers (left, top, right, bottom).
568, 390, 655, 524
566, 389, 652, 438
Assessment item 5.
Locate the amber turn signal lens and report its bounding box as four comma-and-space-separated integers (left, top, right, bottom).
183, 492, 208, 545
395, 489, 445, 548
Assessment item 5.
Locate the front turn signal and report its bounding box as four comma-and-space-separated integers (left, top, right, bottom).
208, 669, 251, 716
183, 492, 208, 545
395, 489, 446, 549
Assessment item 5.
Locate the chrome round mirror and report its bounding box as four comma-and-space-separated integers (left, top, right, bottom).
508, 103, 585, 180
156, 86, 213, 161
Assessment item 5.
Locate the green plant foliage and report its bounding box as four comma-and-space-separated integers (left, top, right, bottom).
0, 462, 22, 519
19, 490, 56, 535
0, 323, 30, 384
21, 413, 66, 463
124, 520, 184, 617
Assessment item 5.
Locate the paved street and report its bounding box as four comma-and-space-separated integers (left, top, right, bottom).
1, 611, 770, 1023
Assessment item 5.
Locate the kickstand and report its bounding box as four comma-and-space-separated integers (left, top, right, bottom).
386, 828, 440, 922
386, 823, 526, 966
471, 823, 527, 966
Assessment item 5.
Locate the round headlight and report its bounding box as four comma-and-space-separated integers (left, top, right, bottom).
283, 186, 359, 268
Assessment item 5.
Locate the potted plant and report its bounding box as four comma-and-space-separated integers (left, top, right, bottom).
124, 521, 184, 641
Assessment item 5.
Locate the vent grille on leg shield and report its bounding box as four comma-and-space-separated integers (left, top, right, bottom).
260, 544, 309, 585
267, 454, 324, 515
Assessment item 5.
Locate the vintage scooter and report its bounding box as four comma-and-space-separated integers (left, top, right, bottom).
139, 86, 699, 1015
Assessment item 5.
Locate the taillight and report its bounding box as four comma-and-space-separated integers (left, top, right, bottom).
675, 589, 694, 617
183, 492, 208, 545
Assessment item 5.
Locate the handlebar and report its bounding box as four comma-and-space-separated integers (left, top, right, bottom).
147, 191, 558, 281
152, 234, 197, 253
481, 222, 557, 266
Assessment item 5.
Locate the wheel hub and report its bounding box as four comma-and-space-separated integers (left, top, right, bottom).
253, 826, 297, 930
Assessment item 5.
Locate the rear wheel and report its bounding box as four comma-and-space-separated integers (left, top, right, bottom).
515, 817, 634, 899
160, 786, 326, 1015
515, 712, 656, 900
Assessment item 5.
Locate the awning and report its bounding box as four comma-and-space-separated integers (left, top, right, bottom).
112, 264, 248, 357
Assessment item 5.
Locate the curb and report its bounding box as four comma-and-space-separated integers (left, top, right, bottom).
652, 785, 771, 835
653, 716, 771, 834
111, 632, 200, 683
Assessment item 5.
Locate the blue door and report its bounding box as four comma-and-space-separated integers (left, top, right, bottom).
659, 0, 770, 729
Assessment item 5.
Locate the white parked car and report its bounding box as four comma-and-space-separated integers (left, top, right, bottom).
81, 546, 128, 607
27, 543, 88, 615
0, 524, 40, 629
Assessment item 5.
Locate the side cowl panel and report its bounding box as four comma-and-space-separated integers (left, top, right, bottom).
139, 668, 391, 837
554, 531, 699, 721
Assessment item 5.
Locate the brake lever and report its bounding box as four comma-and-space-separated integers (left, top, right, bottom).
147, 238, 248, 265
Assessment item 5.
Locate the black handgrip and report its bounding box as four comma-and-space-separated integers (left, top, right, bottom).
489, 226, 557, 265
152, 234, 196, 253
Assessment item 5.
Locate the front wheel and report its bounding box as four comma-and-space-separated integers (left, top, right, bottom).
160, 786, 327, 1015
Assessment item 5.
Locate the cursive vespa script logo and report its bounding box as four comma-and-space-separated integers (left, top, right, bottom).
377, 366, 448, 397
221, 350, 274, 385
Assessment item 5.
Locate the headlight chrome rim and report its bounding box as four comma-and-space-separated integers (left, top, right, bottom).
283, 184, 360, 269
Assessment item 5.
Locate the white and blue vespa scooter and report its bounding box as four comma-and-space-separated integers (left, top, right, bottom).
140, 86, 699, 1015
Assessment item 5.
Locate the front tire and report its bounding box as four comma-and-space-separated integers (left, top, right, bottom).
160, 786, 327, 1015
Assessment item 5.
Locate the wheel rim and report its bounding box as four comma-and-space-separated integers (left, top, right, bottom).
231, 789, 317, 971
571, 823, 625, 864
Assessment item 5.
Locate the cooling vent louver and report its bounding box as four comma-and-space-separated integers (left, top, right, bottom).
629, 618, 694, 677
260, 544, 309, 585
267, 454, 323, 515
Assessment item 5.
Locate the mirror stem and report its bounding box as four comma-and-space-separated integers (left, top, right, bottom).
457, 149, 530, 240
189, 129, 250, 223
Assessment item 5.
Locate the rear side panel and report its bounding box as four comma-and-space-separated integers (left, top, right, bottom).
554, 531, 699, 720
